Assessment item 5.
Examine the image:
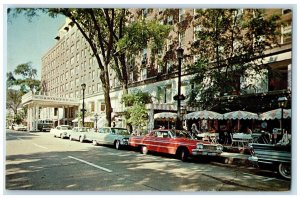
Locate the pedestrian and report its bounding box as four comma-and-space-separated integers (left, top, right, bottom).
246, 126, 252, 134
191, 123, 199, 137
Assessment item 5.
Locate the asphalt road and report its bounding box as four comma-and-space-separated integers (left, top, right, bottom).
5, 130, 291, 193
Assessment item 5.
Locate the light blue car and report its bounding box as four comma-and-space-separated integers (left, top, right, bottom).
86, 127, 131, 150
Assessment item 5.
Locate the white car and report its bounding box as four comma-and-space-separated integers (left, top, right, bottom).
13, 124, 27, 131
69, 127, 94, 143
50, 125, 73, 139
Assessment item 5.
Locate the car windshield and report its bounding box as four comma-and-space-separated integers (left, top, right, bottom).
79, 127, 89, 132
170, 130, 193, 139
61, 126, 72, 130
112, 128, 130, 135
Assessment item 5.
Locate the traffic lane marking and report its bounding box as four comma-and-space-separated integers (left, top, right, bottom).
33, 143, 49, 150
68, 156, 112, 173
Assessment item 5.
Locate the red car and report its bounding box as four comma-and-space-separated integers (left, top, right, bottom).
129, 129, 223, 161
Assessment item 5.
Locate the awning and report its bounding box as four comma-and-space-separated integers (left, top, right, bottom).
223, 110, 258, 120
184, 110, 223, 120
259, 108, 291, 120
154, 112, 177, 120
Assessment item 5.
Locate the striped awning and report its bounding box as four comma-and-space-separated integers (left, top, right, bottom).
145, 103, 200, 112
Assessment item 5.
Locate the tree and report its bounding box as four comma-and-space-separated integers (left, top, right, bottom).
8, 8, 170, 127
6, 89, 23, 122
14, 62, 41, 94
187, 9, 281, 110
121, 90, 152, 133
6, 62, 40, 123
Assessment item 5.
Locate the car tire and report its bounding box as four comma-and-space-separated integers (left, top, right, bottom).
178, 148, 189, 162
92, 140, 98, 146
115, 140, 121, 150
278, 162, 291, 179
141, 145, 148, 155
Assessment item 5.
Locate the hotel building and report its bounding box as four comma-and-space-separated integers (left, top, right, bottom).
22, 8, 292, 131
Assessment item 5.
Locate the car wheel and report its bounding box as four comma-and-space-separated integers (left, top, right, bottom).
115, 140, 121, 150
278, 163, 291, 179
92, 140, 98, 146
54, 134, 56, 138
178, 148, 189, 162
79, 136, 84, 143
141, 145, 148, 155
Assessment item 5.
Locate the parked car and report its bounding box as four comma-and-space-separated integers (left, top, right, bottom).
12, 124, 27, 131
86, 127, 131, 150
69, 127, 94, 143
248, 143, 291, 179
129, 129, 223, 161
50, 125, 73, 138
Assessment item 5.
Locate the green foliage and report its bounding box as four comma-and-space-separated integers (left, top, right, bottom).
121, 90, 152, 106
121, 90, 152, 131
118, 19, 170, 56
127, 103, 148, 130
13, 62, 41, 94
188, 9, 281, 109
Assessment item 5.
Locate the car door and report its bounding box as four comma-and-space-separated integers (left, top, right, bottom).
100, 128, 112, 144
93, 128, 106, 144
143, 132, 157, 151
156, 130, 173, 154
105, 128, 117, 145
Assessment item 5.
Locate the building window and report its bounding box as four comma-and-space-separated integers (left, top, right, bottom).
97, 83, 101, 92
70, 68, 74, 76
71, 45, 75, 53
281, 24, 292, 44
141, 48, 147, 64
100, 102, 105, 112
129, 71, 134, 83
91, 102, 95, 112
166, 39, 172, 51
140, 68, 147, 81
179, 9, 185, 22
54, 108, 58, 116
179, 32, 185, 47
167, 15, 173, 25
194, 25, 201, 41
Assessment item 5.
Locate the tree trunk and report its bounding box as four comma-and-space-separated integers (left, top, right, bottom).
100, 67, 112, 127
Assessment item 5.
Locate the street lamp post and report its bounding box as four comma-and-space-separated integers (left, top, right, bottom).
94, 113, 98, 132
278, 96, 288, 136
174, 46, 184, 130
81, 83, 86, 127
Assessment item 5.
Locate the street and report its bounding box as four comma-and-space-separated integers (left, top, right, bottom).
5, 130, 291, 192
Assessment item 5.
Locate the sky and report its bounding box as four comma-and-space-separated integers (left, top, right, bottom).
6, 9, 65, 80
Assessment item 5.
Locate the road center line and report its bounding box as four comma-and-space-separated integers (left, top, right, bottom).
68, 156, 112, 173
33, 143, 49, 150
